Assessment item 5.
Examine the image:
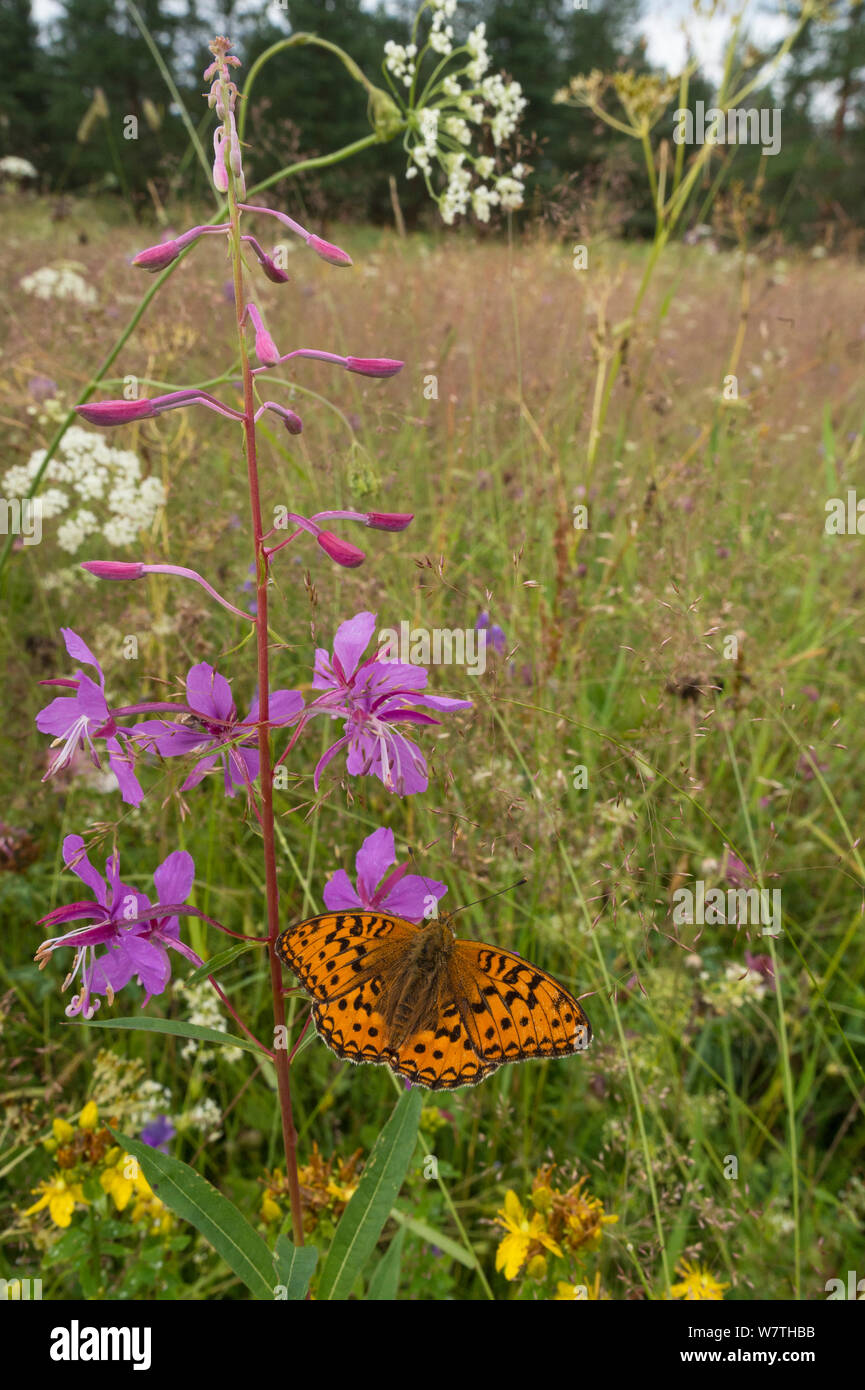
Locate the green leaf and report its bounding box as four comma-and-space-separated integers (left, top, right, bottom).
318, 1087, 423, 1301
274, 1233, 318, 1300
389, 1209, 477, 1269
185, 940, 261, 985
366, 1227, 405, 1299
79, 1016, 264, 1057
110, 1130, 276, 1299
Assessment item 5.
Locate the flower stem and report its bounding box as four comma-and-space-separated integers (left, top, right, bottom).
223, 86, 305, 1248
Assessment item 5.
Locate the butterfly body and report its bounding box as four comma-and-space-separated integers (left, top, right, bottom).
276, 910, 592, 1090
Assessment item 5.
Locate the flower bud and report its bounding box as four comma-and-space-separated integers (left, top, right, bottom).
133, 240, 181, 272
316, 531, 365, 568
345, 357, 404, 378
365, 512, 413, 531
247, 304, 281, 366
212, 127, 229, 193
81, 561, 145, 581
76, 400, 157, 425
308, 235, 353, 268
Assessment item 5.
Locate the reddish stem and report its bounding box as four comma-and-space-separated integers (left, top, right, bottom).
225, 93, 305, 1247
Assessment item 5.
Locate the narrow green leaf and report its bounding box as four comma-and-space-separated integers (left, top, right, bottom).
318, 1087, 423, 1300
185, 940, 261, 985
389, 1209, 477, 1269
366, 1227, 405, 1300
274, 1234, 318, 1300
111, 1131, 275, 1299
79, 1016, 264, 1057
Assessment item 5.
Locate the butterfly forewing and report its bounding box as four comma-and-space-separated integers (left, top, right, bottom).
450, 940, 592, 1065
276, 911, 417, 1000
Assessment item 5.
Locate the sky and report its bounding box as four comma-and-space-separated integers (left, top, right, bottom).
29, 0, 800, 86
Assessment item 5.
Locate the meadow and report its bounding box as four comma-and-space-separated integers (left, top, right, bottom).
2, 187, 864, 1302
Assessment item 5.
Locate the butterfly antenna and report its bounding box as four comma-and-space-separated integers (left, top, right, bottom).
449, 879, 528, 919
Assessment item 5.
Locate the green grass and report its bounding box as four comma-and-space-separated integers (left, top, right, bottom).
1, 199, 864, 1300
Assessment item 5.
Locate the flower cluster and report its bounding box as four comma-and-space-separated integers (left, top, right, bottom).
261, 1143, 363, 1236
34, 834, 201, 1019
33, 613, 470, 1014
383, 3, 527, 223
20, 263, 96, 305
494, 1168, 617, 1291
2, 426, 165, 553
0, 155, 37, 181
23, 1101, 170, 1233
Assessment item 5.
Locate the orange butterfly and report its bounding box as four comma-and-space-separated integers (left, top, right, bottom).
276, 910, 592, 1090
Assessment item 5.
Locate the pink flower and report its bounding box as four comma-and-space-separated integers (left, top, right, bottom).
324, 826, 447, 922
303, 611, 472, 796
36, 629, 143, 806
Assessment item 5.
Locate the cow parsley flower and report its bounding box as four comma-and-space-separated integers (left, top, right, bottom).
381, 1, 528, 224
2, 427, 165, 555
20, 264, 97, 306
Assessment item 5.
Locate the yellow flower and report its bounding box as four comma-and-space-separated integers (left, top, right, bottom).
494, 1190, 563, 1281
100, 1153, 151, 1212
78, 1101, 99, 1131
52, 1117, 75, 1144
261, 1191, 281, 1224
326, 1178, 359, 1206
562, 1177, 618, 1255
24, 1174, 89, 1228
131, 1190, 172, 1234
670, 1260, 730, 1301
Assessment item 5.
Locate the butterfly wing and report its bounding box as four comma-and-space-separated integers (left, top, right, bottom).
449, 939, 592, 1067
312, 992, 498, 1089
275, 910, 417, 1002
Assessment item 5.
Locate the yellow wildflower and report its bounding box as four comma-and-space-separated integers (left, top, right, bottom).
131, 1189, 172, 1235
670, 1259, 730, 1300
78, 1101, 99, 1131
563, 1177, 618, 1255
261, 1190, 282, 1224
24, 1174, 89, 1228
494, 1190, 563, 1281
100, 1153, 151, 1212
52, 1117, 75, 1144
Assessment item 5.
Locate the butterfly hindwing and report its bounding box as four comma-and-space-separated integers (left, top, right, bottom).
312, 989, 498, 1090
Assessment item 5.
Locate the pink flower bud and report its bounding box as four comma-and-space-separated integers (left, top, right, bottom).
278, 408, 303, 435
247, 304, 281, 367
133, 240, 181, 272
212, 127, 229, 193
81, 561, 145, 581
316, 531, 365, 568
242, 235, 289, 284
308, 234, 353, 267
76, 400, 157, 425
365, 512, 414, 531
345, 357, 404, 378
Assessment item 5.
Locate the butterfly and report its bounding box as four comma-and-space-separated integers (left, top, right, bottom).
275, 910, 592, 1090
